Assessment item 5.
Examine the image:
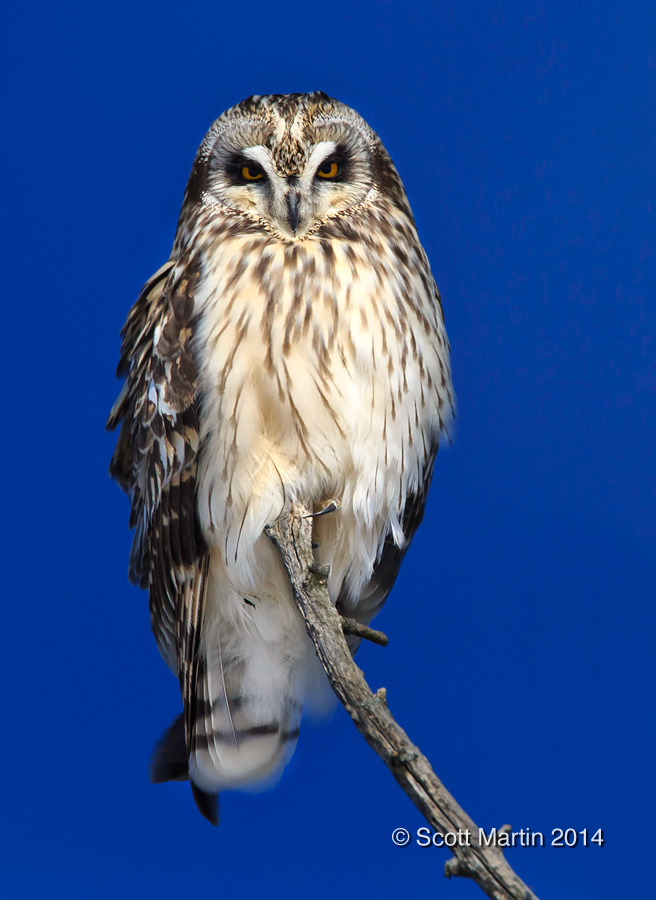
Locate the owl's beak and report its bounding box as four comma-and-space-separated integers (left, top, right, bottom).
286, 189, 300, 234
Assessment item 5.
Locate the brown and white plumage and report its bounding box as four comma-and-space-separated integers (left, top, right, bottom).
108, 92, 454, 824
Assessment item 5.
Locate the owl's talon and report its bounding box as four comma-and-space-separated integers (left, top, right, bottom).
305, 499, 341, 519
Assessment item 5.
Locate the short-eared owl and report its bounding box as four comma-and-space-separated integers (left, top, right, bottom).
108, 92, 454, 824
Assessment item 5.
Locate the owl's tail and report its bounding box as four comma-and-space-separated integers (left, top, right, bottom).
149, 667, 302, 826
150, 552, 315, 824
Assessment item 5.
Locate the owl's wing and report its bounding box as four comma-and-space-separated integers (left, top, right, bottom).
107, 259, 216, 820
107, 259, 205, 666
342, 449, 438, 633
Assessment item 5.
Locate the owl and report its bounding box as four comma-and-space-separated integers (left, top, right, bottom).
108, 92, 454, 824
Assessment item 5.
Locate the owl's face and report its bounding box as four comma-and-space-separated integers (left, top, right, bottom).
189, 93, 388, 240
207, 136, 372, 240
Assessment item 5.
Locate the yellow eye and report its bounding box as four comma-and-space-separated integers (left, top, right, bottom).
241, 165, 264, 181
317, 161, 340, 179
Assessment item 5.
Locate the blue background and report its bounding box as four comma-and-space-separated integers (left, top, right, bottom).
2, 1, 654, 897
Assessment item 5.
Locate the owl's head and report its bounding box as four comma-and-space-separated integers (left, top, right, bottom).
180, 92, 407, 240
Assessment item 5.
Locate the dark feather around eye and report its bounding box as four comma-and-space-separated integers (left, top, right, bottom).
226, 155, 267, 185
315, 148, 350, 182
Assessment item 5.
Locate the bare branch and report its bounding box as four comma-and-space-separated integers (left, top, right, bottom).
266, 504, 540, 900
340, 616, 389, 647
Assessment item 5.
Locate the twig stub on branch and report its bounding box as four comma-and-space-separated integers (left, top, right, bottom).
340, 616, 389, 646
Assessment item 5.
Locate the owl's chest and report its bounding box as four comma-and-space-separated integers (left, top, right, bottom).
197, 243, 389, 432
193, 235, 445, 506
191, 235, 449, 569
197, 298, 369, 489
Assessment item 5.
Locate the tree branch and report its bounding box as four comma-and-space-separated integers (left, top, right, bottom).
340, 616, 389, 646
266, 503, 540, 900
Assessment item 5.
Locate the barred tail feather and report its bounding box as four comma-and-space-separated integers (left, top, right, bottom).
149, 712, 220, 825
149, 713, 188, 783
188, 655, 302, 795
150, 653, 304, 825
179, 549, 314, 799
191, 781, 220, 826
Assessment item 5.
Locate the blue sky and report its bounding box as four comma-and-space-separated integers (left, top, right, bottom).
2, 1, 654, 897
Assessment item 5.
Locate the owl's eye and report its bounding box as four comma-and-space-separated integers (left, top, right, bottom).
317, 161, 340, 179
241, 165, 264, 181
